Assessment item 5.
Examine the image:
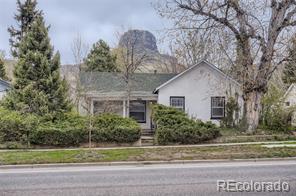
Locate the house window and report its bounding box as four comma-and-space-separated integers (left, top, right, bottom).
93, 100, 123, 115
129, 100, 146, 123
170, 97, 185, 111
211, 97, 225, 119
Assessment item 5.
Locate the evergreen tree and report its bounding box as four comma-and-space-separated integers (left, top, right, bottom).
3, 16, 71, 118
283, 37, 296, 86
0, 57, 8, 80
84, 39, 118, 72
8, 0, 41, 58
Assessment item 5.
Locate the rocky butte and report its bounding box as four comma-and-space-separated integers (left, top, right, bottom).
118, 29, 180, 73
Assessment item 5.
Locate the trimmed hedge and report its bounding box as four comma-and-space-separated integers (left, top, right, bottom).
0, 107, 38, 143
152, 104, 220, 145
92, 113, 141, 143
30, 113, 87, 147
0, 109, 141, 147
31, 113, 141, 146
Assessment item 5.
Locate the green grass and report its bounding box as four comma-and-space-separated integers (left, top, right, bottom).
0, 145, 296, 165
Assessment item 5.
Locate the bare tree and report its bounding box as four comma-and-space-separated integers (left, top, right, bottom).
69, 33, 89, 110
157, 0, 296, 132
70, 33, 94, 148
114, 29, 150, 117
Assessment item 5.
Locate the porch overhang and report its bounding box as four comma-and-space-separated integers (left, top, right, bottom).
84, 91, 158, 101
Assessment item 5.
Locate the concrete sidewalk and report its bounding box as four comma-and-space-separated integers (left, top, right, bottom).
0, 140, 295, 152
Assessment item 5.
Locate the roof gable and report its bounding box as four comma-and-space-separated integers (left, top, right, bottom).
284, 83, 296, 99
0, 79, 11, 88
153, 60, 240, 93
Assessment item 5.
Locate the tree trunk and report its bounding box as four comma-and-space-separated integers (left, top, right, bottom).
244, 91, 263, 133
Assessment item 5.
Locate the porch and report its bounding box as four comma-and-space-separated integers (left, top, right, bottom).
88, 94, 158, 130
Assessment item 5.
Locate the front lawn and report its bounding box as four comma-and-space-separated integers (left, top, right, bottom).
0, 144, 296, 165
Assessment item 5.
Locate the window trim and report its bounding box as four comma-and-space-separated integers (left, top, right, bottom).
211, 96, 225, 120
170, 96, 185, 111
129, 100, 146, 123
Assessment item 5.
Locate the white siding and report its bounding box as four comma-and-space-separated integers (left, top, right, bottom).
0, 91, 6, 100
157, 62, 243, 124
284, 85, 296, 126
0, 83, 9, 100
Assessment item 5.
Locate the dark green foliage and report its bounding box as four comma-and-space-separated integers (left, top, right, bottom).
92, 113, 141, 143
30, 112, 87, 147
84, 39, 118, 72
221, 97, 239, 128
283, 37, 296, 86
0, 108, 140, 147
31, 127, 86, 147
0, 107, 38, 144
3, 16, 71, 118
152, 104, 220, 145
31, 113, 141, 146
0, 58, 8, 80
8, 0, 42, 57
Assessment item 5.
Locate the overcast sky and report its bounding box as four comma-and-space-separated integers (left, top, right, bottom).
0, 0, 169, 64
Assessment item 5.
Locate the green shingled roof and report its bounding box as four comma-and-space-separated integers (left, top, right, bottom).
80, 72, 176, 92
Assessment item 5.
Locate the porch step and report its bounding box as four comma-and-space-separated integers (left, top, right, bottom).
141, 136, 154, 146
141, 129, 155, 137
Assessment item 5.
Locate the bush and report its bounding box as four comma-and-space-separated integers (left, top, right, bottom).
0, 108, 141, 147
261, 84, 295, 132
152, 104, 220, 145
0, 107, 38, 144
221, 97, 239, 128
30, 112, 87, 147
261, 104, 293, 132
92, 113, 141, 143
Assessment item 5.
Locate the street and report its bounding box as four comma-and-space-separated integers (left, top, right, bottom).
0, 160, 295, 196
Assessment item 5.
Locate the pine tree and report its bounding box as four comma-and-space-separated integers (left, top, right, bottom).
2, 16, 71, 117
84, 39, 118, 72
0, 57, 8, 80
283, 37, 296, 86
8, 0, 41, 58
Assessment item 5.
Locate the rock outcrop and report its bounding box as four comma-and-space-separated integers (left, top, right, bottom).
118, 30, 181, 73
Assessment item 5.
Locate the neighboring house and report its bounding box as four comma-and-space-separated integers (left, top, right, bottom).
78, 60, 243, 129
0, 79, 11, 100
283, 83, 296, 126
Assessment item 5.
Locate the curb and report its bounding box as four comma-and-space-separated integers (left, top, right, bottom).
1, 157, 296, 170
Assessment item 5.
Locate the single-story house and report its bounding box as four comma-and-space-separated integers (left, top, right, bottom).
0, 79, 11, 100
78, 60, 243, 129
283, 83, 296, 126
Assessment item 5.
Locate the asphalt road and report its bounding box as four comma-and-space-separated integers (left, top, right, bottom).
0, 160, 295, 196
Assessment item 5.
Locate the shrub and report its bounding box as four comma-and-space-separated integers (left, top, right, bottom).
0, 107, 38, 144
152, 104, 220, 145
30, 112, 87, 147
30, 126, 86, 147
261, 84, 295, 132
0, 109, 141, 147
261, 104, 293, 133
92, 113, 141, 143
221, 97, 239, 128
